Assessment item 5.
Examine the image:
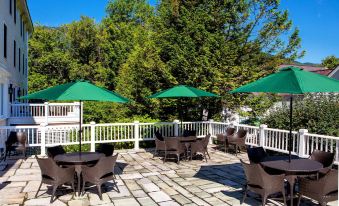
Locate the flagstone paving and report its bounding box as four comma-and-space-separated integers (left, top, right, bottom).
0, 146, 337, 206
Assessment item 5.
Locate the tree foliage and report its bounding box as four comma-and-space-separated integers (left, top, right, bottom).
262, 94, 339, 136
321, 55, 339, 69
28, 0, 304, 123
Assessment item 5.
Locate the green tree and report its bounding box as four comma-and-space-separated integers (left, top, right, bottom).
322, 55, 339, 69
262, 94, 339, 136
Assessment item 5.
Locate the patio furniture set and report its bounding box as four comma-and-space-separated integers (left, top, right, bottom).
35, 143, 118, 203
154, 130, 211, 163
243, 146, 338, 206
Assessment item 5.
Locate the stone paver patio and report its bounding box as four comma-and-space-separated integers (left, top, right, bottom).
0, 146, 337, 206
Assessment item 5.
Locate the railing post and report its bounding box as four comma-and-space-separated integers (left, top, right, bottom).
90, 121, 96, 152
40, 123, 47, 155
134, 121, 140, 150
208, 119, 214, 144
336, 140, 339, 164
173, 120, 180, 137
298, 129, 308, 157
259, 124, 267, 147
44, 102, 49, 125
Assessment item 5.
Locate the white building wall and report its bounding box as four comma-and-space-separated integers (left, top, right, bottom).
0, 0, 32, 124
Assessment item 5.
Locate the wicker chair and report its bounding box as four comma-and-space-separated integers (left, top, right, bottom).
81, 154, 119, 200
35, 156, 75, 203
247, 147, 268, 164
309, 150, 335, 175
96, 143, 115, 156
154, 131, 166, 157
4, 131, 28, 160
216, 127, 235, 152
191, 134, 211, 162
298, 169, 338, 206
227, 129, 247, 155
241, 159, 286, 206
163, 138, 185, 163
47, 145, 66, 158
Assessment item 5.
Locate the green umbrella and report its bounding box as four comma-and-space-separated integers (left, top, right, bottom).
149, 85, 219, 134
19, 80, 129, 153
231, 66, 339, 161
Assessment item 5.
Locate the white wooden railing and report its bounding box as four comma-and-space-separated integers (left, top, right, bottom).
9, 102, 81, 125
0, 120, 338, 164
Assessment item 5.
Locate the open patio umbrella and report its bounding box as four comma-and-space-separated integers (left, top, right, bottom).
19, 80, 129, 153
148, 85, 219, 134
230, 66, 339, 161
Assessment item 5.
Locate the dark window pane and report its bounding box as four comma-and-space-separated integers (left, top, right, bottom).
4, 24, 7, 58
19, 48, 21, 71
14, 40, 16, 67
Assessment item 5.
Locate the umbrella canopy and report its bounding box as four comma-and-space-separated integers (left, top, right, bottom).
19, 80, 130, 154
149, 85, 219, 98
231, 66, 339, 94
230, 66, 339, 162
20, 80, 129, 102
149, 85, 219, 134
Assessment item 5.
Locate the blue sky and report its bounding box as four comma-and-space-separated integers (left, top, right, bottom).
27, 0, 339, 64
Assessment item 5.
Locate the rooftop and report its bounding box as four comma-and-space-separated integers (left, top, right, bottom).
0, 147, 337, 206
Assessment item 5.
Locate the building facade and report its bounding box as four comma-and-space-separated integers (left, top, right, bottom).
0, 0, 33, 125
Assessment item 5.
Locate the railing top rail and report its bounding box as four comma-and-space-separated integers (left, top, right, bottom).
10, 103, 45, 106
139, 122, 175, 125
265, 127, 298, 134
0, 125, 41, 129
94, 123, 135, 126
10, 102, 79, 106
235, 124, 259, 129
306, 133, 339, 140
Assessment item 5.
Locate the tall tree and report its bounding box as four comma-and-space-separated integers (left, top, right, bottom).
322, 55, 339, 69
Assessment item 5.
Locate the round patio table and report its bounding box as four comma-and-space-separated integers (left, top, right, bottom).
54, 152, 104, 196
261, 156, 323, 206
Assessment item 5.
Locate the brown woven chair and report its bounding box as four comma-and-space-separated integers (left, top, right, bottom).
4, 131, 28, 160
35, 155, 75, 203
297, 169, 338, 206
309, 150, 335, 175
81, 153, 119, 200
191, 134, 211, 162
96, 143, 114, 156
163, 137, 185, 163
227, 129, 247, 155
216, 127, 235, 152
241, 159, 286, 206
47, 145, 66, 158
154, 131, 166, 157
247, 147, 268, 164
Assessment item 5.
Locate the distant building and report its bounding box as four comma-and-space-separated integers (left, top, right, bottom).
279, 64, 334, 76
328, 66, 339, 80
0, 0, 33, 125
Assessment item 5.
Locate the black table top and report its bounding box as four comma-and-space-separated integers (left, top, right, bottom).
54, 152, 104, 165
261, 158, 323, 174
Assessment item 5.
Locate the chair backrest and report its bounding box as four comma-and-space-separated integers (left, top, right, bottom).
236, 129, 247, 139
241, 159, 265, 188
164, 138, 180, 151
36, 155, 62, 181
155, 130, 164, 141
310, 150, 335, 168
96, 143, 115, 157
92, 153, 118, 179
47, 145, 66, 158
16, 132, 27, 145
226, 127, 236, 136
6, 131, 18, 146
247, 147, 267, 163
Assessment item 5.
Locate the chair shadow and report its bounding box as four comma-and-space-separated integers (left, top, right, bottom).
114, 161, 128, 175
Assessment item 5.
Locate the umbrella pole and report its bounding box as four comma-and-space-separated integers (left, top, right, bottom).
79, 100, 82, 155
289, 95, 293, 162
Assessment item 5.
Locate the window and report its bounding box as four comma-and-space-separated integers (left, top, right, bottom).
22, 53, 24, 74
14, 40, 16, 67
14, 0, 16, 23
20, 16, 22, 36
4, 24, 7, 58
10, 0, 12, 15
19, 48, 21, 71
0, 83, 4, 116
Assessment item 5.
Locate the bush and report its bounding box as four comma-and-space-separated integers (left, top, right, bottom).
262, 94, 339, 136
